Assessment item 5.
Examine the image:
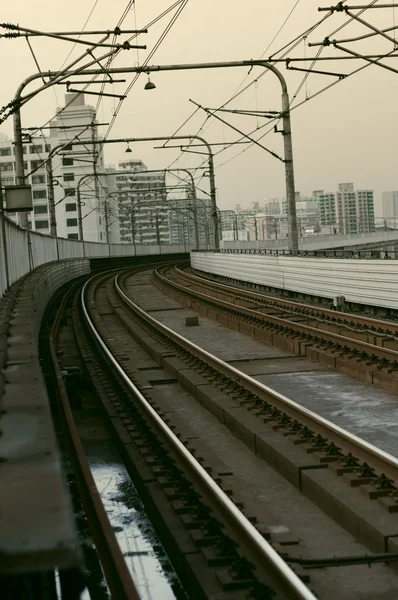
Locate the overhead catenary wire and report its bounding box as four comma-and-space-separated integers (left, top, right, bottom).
169, 0, 387, 179
163, 0, 384, 182
18, 2, 188, 201
99, 0, 191, 146
162, 4, 338, 184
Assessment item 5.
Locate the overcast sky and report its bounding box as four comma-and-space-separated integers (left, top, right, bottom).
1, 1, 398, 214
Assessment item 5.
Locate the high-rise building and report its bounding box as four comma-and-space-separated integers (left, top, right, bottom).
0, 94, 109, 242
263, 198, 281, 215
316, 183, 375, 234
114, 160, 168, 244
0, 137, 52, 232
50, 93, 108, 242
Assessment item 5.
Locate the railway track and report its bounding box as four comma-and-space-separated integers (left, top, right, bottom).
154, 265, 398, 393
48, 264, 398, 599
48, 277, 141, 600
81, 269, 317, 598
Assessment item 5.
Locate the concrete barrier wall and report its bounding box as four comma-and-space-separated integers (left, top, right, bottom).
0, 258, 90, 574
191, 251, 398, 311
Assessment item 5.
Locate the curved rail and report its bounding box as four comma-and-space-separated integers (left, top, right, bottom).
133, 268, 398, 484
157, 266, 398, 364
81, 274, 317, 600
50, 279, 141, 600
179, 265, 398, 332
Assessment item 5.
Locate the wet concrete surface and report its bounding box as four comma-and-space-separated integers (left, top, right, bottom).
254, 371, 398, 458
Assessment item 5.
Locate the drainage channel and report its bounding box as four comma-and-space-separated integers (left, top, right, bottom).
77, 420, 187, 600
45, 280, 187, 600
64, 361, 186, 600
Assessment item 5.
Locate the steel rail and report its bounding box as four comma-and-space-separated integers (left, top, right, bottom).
117, 268, 398, 484
49, 281, 141, 600
158, 267, 398, 364
81, 274, 317, 600
177, 266, 398, 333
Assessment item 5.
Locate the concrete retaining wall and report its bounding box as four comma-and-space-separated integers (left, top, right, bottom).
0, 258, 89, 575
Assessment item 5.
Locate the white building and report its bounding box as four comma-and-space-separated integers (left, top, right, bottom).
0, 94, 110, 243
317, 183, 375, 235
0, 137, 52, 233
50, 93, 108, 242
114, 159, 168, 245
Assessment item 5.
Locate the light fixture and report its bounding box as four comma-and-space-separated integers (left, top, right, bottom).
125, 142, 132, 153
144, 75, 156, 90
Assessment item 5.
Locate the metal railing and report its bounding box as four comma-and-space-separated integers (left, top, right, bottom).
0, 212, 194, 299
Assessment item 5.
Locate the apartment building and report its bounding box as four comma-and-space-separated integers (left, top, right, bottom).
0, 94, 110, 242
49, 93, 108, 242
316, 183, 375, 234
0, 138, 52, 233
114, 160, 168, 244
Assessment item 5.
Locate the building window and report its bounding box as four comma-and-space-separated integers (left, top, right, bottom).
29, 145, 43, 154
66, 218, 78, 227
32, 175, 46, 184
34, 205, 48, 215
45, 144, 51, 152
30, 160, 44, 170
62, 157, 73, 166
100, 231, 103, 240
67, 233, 79, 239
63, 173, 75, 182
65, 188, 76, 197
2, 177, 14, 186
0, 162, 14, 172
65, 203, 77, 212
33, 189, 47, 199
98, 216, 102, 225
35, 220, 49, 229
0, 148, 11, 156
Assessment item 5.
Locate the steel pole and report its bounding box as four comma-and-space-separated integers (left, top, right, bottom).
130, 201, 136, 255
282, 91, 298, 255
13, 107, 28, 228
76, 186, 85, 257
46, 158, 60, 260
155, 213, 160, 246
0, 171, 10, 290
46, 158, 57, 237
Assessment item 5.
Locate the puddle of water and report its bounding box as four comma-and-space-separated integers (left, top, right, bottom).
87, 453, 186, 600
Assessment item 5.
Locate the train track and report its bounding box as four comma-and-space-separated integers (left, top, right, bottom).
117, 267, 398, 488
48, 277, 141, 600
49, 264, 398, 598
153, 265, 398, 392
80, 268, 318, 599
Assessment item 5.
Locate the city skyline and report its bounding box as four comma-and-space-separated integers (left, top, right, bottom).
1, 2, 397, 218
